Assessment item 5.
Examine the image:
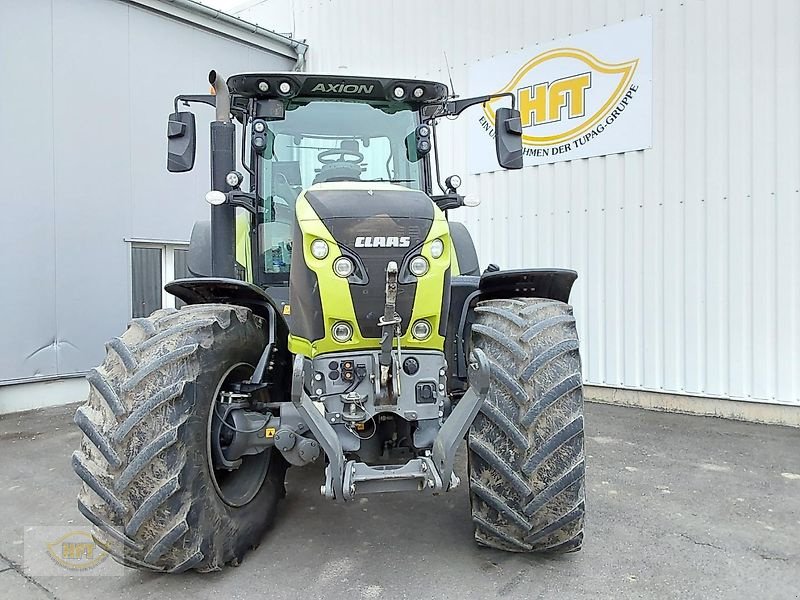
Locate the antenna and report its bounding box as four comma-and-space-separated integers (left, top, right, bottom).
443, 51, 458, 99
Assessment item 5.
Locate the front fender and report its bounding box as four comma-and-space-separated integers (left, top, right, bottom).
446, 268, 578, 387
165, 277, 288, 332
479, 268, 577, 303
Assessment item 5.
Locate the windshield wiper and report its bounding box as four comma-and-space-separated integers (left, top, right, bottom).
361, 178, 414, 183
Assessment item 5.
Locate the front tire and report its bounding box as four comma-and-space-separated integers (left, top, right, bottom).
73, 304, 287, 572
468, 298, 585, 553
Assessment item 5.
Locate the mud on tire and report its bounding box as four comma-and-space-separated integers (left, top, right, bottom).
73, 304, 287, 572
468, 298, 585, 553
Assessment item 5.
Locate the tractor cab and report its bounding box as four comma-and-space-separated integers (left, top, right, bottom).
245, 77, 436, 284
166, 73, 523, 288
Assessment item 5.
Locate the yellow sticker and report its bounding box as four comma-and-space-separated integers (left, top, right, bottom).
265, 427, 276, 438
282, 304, 291, 315
355, 423, 365, 431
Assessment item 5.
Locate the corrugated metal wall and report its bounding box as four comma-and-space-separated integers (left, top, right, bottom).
240, 0, 800, 406
0, 0, 294, 384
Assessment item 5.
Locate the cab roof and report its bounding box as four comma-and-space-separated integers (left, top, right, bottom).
226, 72, 449, 106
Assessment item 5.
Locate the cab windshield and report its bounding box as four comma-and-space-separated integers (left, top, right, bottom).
257, 99, 423, 280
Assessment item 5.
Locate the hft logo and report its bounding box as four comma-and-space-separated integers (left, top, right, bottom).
517, 72, 592, 127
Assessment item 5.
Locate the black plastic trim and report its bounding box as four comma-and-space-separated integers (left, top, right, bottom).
444, 276, 480, 392
449, 222, 480, 276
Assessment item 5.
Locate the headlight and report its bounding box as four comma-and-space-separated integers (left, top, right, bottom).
225, 171, 243, 187
445, 174, 462, 190
411, 319, 432, 340
333, 256, 354, 277
409, 255, 429, 277
430, 238, 444, 259
331, 321, 353, 342
310, 239, 329, 260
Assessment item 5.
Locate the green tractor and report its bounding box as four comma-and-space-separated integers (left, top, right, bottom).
72, 70, 586, 572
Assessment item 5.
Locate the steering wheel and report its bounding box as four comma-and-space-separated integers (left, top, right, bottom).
317, 147, 364, 165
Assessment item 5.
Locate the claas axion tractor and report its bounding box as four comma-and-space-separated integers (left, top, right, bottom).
73, 70, 586, 572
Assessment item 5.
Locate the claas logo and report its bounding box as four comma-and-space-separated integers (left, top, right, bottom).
484, 48, 638, 146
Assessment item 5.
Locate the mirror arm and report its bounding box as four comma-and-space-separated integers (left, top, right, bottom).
439, 91, 516, 117
175, 95, 255, 180
173, 94, 216, 113
240, 125, 255, 179
240, 99, 256, 180
429, 121, 448, 194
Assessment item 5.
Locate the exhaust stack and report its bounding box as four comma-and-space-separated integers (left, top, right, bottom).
208, 70, 231, 123
207, 70, 236, 278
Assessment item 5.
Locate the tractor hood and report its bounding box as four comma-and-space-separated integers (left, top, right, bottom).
300, 182, 435, 226
289, 182, 451, 355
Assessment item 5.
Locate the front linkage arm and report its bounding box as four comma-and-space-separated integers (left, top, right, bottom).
290, 355, 346, 500
432, 349, 490, 488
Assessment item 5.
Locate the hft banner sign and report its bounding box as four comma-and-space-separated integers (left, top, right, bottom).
468, 17, 652, 172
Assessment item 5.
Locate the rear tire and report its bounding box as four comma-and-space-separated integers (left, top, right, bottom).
73, 304, 287, 572
468, 298, 585, 553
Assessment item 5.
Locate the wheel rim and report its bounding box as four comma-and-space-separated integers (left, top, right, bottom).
206, 362, 272, 508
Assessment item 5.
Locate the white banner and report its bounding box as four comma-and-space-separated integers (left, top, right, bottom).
467, 17, 652, 173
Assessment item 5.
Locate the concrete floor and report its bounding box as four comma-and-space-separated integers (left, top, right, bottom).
0, 403, 798, 600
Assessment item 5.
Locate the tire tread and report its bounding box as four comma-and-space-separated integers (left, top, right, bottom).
73, 303, 284, 573
468, 297, 585, 553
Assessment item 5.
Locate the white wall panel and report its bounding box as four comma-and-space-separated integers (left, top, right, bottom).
240, 0, 799, 406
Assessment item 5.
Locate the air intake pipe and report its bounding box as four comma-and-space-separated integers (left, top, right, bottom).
208, 70, 236, 278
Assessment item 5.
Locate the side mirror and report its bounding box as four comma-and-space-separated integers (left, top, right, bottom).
167, 112, 196, 172
494, 107, 523, 170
